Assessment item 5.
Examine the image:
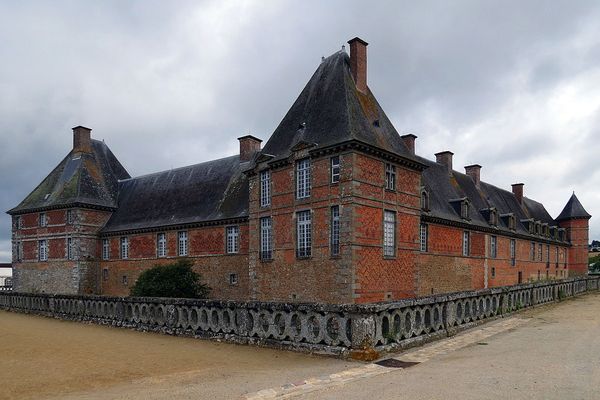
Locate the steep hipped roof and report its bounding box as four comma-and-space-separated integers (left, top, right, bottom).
8, 140, 130, 214
260, 50, 419, 165
556, 193, 591, 221
101, 155, 248, 233
418, 155, 561, 239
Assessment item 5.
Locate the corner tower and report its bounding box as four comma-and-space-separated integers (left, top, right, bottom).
556, 193, 591, 276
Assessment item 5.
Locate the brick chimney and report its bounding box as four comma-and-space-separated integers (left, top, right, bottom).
73, 126, 92, 154
512, 183, 524, 204
347, 37, 368, 93
238, 135, 262, 163
465, 164, 482, 186
435, 151, 454, 174
401, 134, 417, 155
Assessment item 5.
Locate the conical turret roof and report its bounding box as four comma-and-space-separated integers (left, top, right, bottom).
556, 193, 591, 221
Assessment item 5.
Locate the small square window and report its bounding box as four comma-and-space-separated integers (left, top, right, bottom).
229, 273, 238, 285
102, 268, 109, 281
122, 275, 128, 286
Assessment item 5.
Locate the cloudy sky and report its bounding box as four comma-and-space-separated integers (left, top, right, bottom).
1, 0, 599, 263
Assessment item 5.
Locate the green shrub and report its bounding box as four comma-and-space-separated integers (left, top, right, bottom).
130, 259, 210, 299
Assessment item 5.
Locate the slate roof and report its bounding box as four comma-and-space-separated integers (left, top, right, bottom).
101, 155, 248, 233
418, 156, 561, 238
260, 50, 419, 164
8, 140, 130, 214
556, 193, 592, 221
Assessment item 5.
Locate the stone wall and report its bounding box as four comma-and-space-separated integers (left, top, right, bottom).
1, 276, 598, 359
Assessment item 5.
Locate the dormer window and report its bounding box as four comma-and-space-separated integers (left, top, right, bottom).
535, 221, 541, 235
558, 229, 566, 241
461, 200, 470, 220
543, 224, 549, 237
421, 190, 429, 211
502, 213, 516, 231
489, 208, 498, 226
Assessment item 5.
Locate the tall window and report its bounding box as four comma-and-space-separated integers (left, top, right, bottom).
510, 239, 516, 266
546, 245, 550, 267
490, 236, 497, 258
296, 210, 312, 258
385, 163, 396, 190
508, 215, 516, 230
421, 191, 429, 211
67, 237, 74, 260
330, 156, 340, 184
296, 158, 311, 199
530, 242, 535, 261
462, 231, 470, 256
330, 206, 340, 256
15, 241, 22, 262
102, 238, 110, 260
461, 201, 470, 219
157, 233, 166, 258
120, 237, 129, 259
538, 243, 542, 261
420, 223, 428, 252
260, 170, 271, 207
178, 231, 188, 256
383, 210, 396, 257
15, 216, 22, 230
39, 212, 47, 227
260, 217, 273, 260
67, 210, 74, 225
39, 239, 48, 261
556, 247, 559, 268
226, 226, 240, 254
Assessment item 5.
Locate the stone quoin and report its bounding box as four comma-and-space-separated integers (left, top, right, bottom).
7, 37, 591, 304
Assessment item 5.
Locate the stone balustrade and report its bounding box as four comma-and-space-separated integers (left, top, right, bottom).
1, 276, 598, 359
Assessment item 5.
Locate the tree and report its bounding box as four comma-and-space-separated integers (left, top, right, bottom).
591, 240, 600, 248
130, 258, 210, 298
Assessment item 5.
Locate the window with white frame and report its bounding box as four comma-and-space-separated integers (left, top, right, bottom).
462, 231, 470, 256
14, 216, 22, 230
157, 233, 166, 258
260, 217, 273, 260
490, 236, 497, 258
421, 190, 429, 211
383, 210, 396, 257
538, 243, 542, 261
67, 210, 74, 225
296, 210, 312, 258
461, 201, 470, 219
296, 158, 311, 199
39, 212, 47, 227
39, 239, 48, 261
120, 237, 129, 259
260, 170, 271, 207
102, 238, 110, 260
510, 239, 516, 266
67, 237, 74, 260
15, 241, 22, 262
385, 163, 396, 191
420, 223, 428, 252
331, 206, 340, 256
530, 242, 535, 260
178, 231, 188, 256
331, 156, 340, 184
226, 226, 240, 254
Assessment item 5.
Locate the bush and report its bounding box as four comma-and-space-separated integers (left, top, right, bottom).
130, 259, 210, 299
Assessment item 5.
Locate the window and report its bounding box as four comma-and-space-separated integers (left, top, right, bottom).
102, 239, 110, 260
67, 237, 74, 260
331, 206, 340, 256
67, 210, 74, 225
229, 273, 238, 285
120, 237, 129, 259
260, 217, 273, 260
421, 190, 429, 211
383, 210, 396, 257
296, 158, 311, 199
556, 247, 559, 268
330, 156, 340, 183
546, 245, 550, 268
296, 210, 312, 258
490, 236, 497, 258
461, 201, 470, 220
508, 215, 516, 231
39, 212, 47, 227
420, 223, 428, 252
385, 163, 396, 190
178, 231, 188, 256
102, 268, 108, 281
538, 243, 542, 261
260, 170, 271, 207
530, 242, 535, 261
157, 233, 166, 258
39, 239, 48, 261
510, 239, 516, 266
491, 267, 496, 278
226, 226, 240, 254
14, 216, 22, 230
489, 209, 498, 226
15, 241, 22, 262
462, 231, 470, 256
122, 275, 128, 286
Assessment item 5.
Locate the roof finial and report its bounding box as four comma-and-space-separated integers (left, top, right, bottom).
341, 44, 346, 52
321, 56, 325, 62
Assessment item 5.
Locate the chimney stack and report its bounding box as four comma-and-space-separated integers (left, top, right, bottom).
435, 151, 454, 174
238, 135, 262, 163
401, 134, 417, 155
512, 183, 524, 204
347, 37, 368, 93
73, 126, 92, 154
465, 164, 482, 186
